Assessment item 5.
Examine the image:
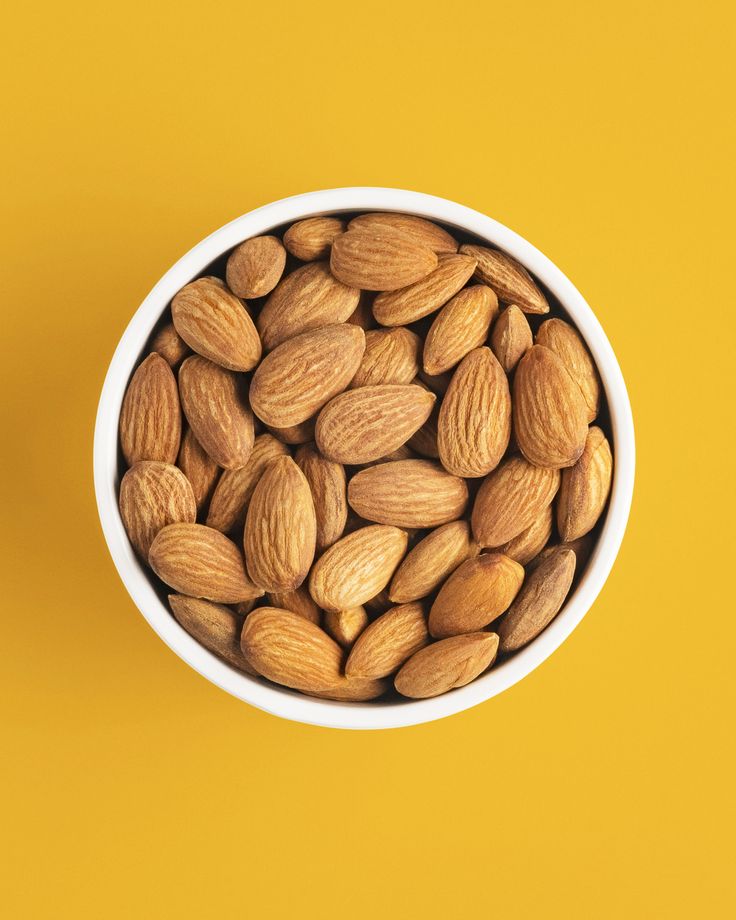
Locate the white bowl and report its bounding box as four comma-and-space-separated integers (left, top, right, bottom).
94, 187, 635, 730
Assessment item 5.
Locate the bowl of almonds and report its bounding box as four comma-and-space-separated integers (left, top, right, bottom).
94, 187, 635, 729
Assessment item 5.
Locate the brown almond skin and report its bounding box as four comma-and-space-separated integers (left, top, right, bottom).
149, 523, 263, 603
309, 525, 408, 613
471, 455, 560, 547
316, 384, 435, 465
283, 217, 346, 261
498, 546, 576, 651
395, 632, 499, 699
178, 355, 254, 470
177, 428, 220, 516
250, 324, 366, 428
494, 504, 553, 566
295, 443, 347, 552
257, 261, 360, 351
151, 322, 190, 368
437, 347, 511, 478
459, 245, 549, 314
244, 456, 316, 592
346, 293, 377, 331
240, 607, 342, 692
349, 327, 421, 388
557, 426, 613, 542
389, 520, 479, 603
307, 674, 389, 702
513, 345, 589, 469
119, 461, 196, 559
536, 318, 601, 422
168, 594, 258, 676
120, 353, 181, 466
419, 367, 452, 396
423, 285, 498, 375
266, 418, 316, 445
348, 213, 458, 253
407, 386, 439, 458
331, 227, 438, 291
267, 585, 322, 625
324, 606, 369, 648
372, 253, 477, 326
206, 434, 289, 535
491, 305, 533, 373
428, 553, 524, 638
171, 276, 262, 371
345, 602, 429, 678
349, 459, 468, 529
225, 235, 286, 299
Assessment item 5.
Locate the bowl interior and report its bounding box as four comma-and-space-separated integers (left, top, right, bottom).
94, 188, 635, 730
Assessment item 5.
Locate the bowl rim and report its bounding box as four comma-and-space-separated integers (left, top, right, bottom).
93, 186, 635, 730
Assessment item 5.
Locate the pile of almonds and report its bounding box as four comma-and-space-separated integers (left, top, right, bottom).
118, 212, 613, 702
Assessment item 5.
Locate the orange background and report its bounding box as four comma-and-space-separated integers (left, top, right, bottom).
1, 1, 733, 917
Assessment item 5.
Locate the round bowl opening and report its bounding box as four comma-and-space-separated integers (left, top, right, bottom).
94, 188, 635, 730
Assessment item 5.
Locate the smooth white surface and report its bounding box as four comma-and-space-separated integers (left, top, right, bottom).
94, 188, 635, 730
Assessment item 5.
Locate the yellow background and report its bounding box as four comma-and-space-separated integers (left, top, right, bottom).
1, 1, 734, 916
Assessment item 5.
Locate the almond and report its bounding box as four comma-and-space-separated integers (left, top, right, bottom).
307, 675, 390, 701
498, 546, 576, 651
493, 503, 553, 566
348, 460, 468, 528
168, 594, 257, 675
407, 414, 439, 459
151, 322, 190, 368
418, 367, 452, 395
346, 292, 377, 331
428, 553, 524, 637
562, 534, 595, 573
233, 598, 258, 616
119, 461, 196, 558
119, 353, 181, 466
283, 217, 346, 262
171, 276, 262, 371
244, 456, 316, 592
364, 587, 392, 614
459, 244, 549, 314
294, 442, 348, 552
178, 355, 254, 469
372, 253, 477, 326
348, 213, 458, 253
471, 455, 560, 547
240, 607, 342, 692
345, 602, 429, 678
177, 428, 220, 516
389, 520, 478, 603
268, 585, 322, 625
149, 522, 263, 603
324, 606, 369, 648
206, 433, 289, 534
394, 632, 499, 699
437, 347, 511, 477
536, 318, 600, 422
513, 345, 589, 468
330, 227, 438, 291
309, 525, 408, 613
556, 426, 613, 542
257, 261, 360, 350
225, 235, 286, 299
266, 418, 316, 445
249, 324, 365, 427
490, 305, 533, 372
423, 285, 498, 375
315, 384, 435, 465
349, 327, 421, 388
